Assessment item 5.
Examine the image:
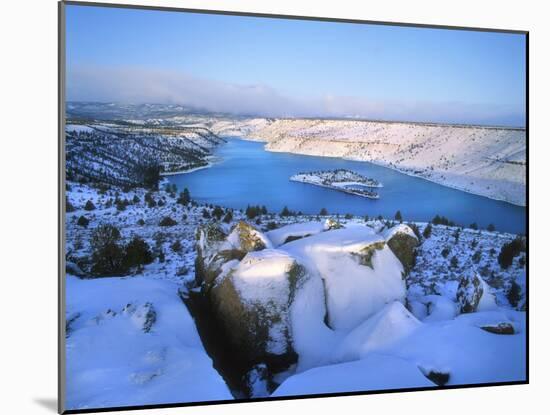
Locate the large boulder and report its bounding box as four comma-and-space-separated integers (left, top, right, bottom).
195, 221, 271, 290
284, 227, 406, 330
210, 249, 307, 371
382, 224, 419, 274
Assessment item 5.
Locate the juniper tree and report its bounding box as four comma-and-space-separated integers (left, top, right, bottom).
84, 200, 96, 211
395, 210, 403, 222
90, 224, 126, 276
423, 223, 432, 239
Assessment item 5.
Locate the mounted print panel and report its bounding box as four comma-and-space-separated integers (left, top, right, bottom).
59, 1, 528, 413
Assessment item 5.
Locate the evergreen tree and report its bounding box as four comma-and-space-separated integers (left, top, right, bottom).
450, 255, 459, 268
77, 215, 89, 228
84, 200, 96, 211
423, 223, 432, 239
123, 236, 153, 269
395, 210, 403, 222
159, 216, 177, 226
222, 210, 233, 224
177, 188, 191, 205
90, 224, 126, 276
212, 206, 224, 220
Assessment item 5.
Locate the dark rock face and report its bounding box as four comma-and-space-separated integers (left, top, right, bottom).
193, 221, 304, 378
209, 257, 305, 371
480, 322, 515, 335
385, 226, 419, 274
456, 272, 484, 314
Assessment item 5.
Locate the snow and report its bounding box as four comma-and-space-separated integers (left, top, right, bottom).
64, 175, 526, 403
65, 275, 231, 410
332, 302, 422, 362
66, 124, 94, 133
478, 278, 498, 311
284, 227, 406, 330
288, 270, 340, 371
272, 353, 434, 396
266, 220, 329, 247
384, 310, 526, 386
231, 249, 295, 305
422, 295, 458, 322
226, 249, 298, 355
276, 304, 526, 396
382, 223, 419, 241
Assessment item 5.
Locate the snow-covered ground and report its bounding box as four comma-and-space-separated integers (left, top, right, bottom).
65, 175, 526, 408
65, 275, 232, 410
63, 103, 526, 408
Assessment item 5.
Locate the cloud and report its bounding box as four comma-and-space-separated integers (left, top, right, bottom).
67, 65, 524, 126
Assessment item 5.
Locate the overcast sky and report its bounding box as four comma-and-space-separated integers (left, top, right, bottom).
66, 5, 526, 126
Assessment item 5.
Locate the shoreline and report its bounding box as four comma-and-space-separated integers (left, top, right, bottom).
245, 138, 525, 208
160, 159, 218, 176
363, 159, 526, 207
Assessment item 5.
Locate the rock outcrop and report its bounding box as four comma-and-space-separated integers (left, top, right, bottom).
191, 221, 419, 393
456, 272, 484, 313
210, 250, 307, 370
382, 224, 419, 274
195, 221, 271, 290
480, 322, 515, 335
194, 222, 305, 374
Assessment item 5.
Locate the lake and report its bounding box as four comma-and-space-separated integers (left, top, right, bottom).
167, 138, 526, 234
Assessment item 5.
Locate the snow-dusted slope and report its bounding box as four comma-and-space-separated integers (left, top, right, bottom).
65, 122, 224, 188
242, 119, 526, 206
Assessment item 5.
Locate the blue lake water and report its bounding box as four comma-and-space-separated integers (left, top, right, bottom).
167, 138, 526, 234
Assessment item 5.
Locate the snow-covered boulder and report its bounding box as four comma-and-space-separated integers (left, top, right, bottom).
226, 221, 273, 252
284, 227, 406, 330
382, 224, 419, 274
333, 302, 422, 362
456, 271, 496, 313
266, 220, 331, 247
195, 221, 271, 289
423, 295, 458, 322
210, 249, 309, 370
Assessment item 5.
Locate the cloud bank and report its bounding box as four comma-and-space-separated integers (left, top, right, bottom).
67, 66, 525, 127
